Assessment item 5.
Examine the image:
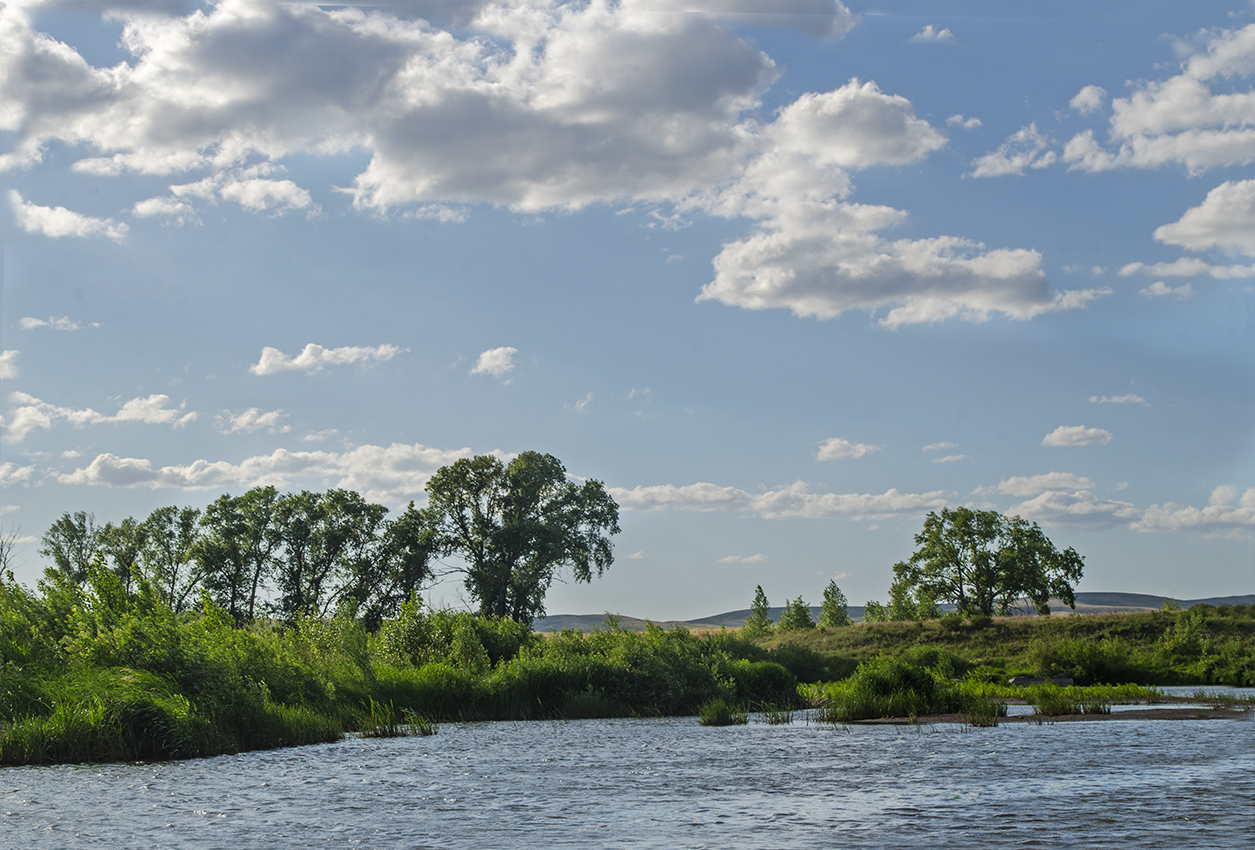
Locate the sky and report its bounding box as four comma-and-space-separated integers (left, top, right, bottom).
1, 0, 1253, 620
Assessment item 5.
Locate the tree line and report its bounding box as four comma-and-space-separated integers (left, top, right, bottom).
37, 451, 620, 629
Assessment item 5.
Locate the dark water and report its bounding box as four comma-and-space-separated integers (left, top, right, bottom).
4, 713, 1252, 849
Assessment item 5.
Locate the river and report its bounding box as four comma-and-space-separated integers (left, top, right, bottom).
4, 709, 1253, 849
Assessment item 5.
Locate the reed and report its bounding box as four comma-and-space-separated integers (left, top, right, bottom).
698, 698, 749, 726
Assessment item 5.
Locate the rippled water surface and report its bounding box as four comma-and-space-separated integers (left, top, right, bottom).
5, 714, 1253, 849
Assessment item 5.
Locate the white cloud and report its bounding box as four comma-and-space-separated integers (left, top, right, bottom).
0, 462, 35, 487
620, 0, 859, 38
250, 343, 405, 376
931, 454, 967, 464
215, 408, 291, 434
625, 550, 645, 560
1009, 490, 1140, 530
132, 196, 199, 225
571, 392, 593, 413
19, 316, 98, 331
718, 553, 769, 564
946, 114, 981, 129
1089, 393, 1148, 405
302, 429, 340, 442
980, 472, 1096, 498
471, 346, 518, 378
3, 392, 196, 442
1063, 24, 1255, 175
1069, 84, 1107, 115
55, 442, 481, 503
1119, 257, 1255, 278
9, 191, 128, 242
1133, 486, 1255, 534
817, 437, 880, 461
969, 123, 1058, 178
1042, 425, 1112, 447
911, 25, 954, 42
922, 441, 958, 452
610, 480, 949, 519
0, 351, 17, 380
1154, 179, 1255, 256
1139, 281, 1195, 300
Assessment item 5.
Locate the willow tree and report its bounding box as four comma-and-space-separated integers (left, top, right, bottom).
423, 452, 620, 624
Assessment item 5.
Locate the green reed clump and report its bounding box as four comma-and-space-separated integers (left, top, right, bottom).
811, 655, 957, 722
698, 697, 748, 726
1027, 685, 1082, 717
760, 704, 795, 724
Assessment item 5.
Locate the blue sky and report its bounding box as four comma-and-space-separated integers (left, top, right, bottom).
1, 0, 1253, 618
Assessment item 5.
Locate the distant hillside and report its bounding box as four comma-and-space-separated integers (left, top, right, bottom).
531, 592, 1255, 632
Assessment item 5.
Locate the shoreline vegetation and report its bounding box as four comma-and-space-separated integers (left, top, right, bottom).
2, 567, 1253, 766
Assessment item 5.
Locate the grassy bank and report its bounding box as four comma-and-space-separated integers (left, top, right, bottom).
0, 570, 799, 765
758, 605, 1255, 686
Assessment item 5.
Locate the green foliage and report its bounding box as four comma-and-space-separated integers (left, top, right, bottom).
697, 697, 748, 726
894, 507, 1084, 617
818, 581, 852, 628
862, 600, 888, 623
776, 596, 814, 632
423, 452, 620, 624
741, 585, 773, 638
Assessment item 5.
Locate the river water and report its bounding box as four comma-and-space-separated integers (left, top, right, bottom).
4, 711, 1253, 849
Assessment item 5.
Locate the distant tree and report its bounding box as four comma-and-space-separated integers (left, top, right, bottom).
777, 596, 815, 632
885, 571, 941, 621
893, 507, 1084, 617
742, 585, 773, 637
40, 511, 101, 584
194, 487, 281, 624
818, 580, 852, 628
424, 452, 620, 625
140, 506, 203, 613
862, 600, 888, 623
99, 517, 149, 594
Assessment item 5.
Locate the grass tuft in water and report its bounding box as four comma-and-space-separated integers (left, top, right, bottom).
698, 698, 748, 726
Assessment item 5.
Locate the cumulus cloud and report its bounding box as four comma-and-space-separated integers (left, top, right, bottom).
0, 3, 1088, 330
250, 343, 405, 375
717, 553, 769, 564
3, 392, 197, 442
19, 316, 99, 331
1132, 485, 1255, 535
1090, 393, 1147, 405
610, 481, 948, 519
1119, 258, 1255, 279
911, 25, 954, 42
621, 0, 859, 38
55, 442, 481, 502
816, 437, 880, 461
922, 441, 958, 452
1008, 490, 1140, 530
1041, 425, 1112, 447
0, 462, 35, 487
0, 351, 17, 380
979, 472, 1095, 498
946, 114, 981, 129
969, 123, 1058, 178
471, 346, 518, 378
1069, 84, 1107, 115
931, 454, 967, 464
215, 408, 291, 434
1063, 24, 1255, 175
9, 191, 128, 242
1154, 179, 1255, 256
1139, 281, 1195, 299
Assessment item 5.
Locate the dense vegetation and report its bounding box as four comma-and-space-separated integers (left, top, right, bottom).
0, 566, 798, 765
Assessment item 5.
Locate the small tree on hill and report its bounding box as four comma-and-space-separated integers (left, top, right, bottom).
777, 595, 814, 632
818, 580, 852, 628
742, 585, 773, 637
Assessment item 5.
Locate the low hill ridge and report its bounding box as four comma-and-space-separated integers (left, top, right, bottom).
532, 591, 1255, 632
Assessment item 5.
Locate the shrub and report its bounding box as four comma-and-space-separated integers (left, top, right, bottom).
698, 697, 748, 726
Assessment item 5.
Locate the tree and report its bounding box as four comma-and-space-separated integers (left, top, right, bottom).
893, 507, 1084, 617
777, 596, 814, 632
818, 580, 852, 628
194, 487, 281, 624
140, 506, 203, 613
862, 600, 888, 623
99, 516, 148, 594
40, 511, 101, 584
424, 452, 620, 624
742, 585, 772, 637
885, 572, 940, 621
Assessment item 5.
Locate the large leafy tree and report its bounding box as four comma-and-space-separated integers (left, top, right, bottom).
893, 507, 1084, 617
39, 511, 102, 584
194, 486, 281, 624
140, 506, 203, 613
818, 580, 852, 628
424, 451, 620, 624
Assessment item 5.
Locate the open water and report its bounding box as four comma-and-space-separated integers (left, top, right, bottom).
4, 710, 1253, 849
